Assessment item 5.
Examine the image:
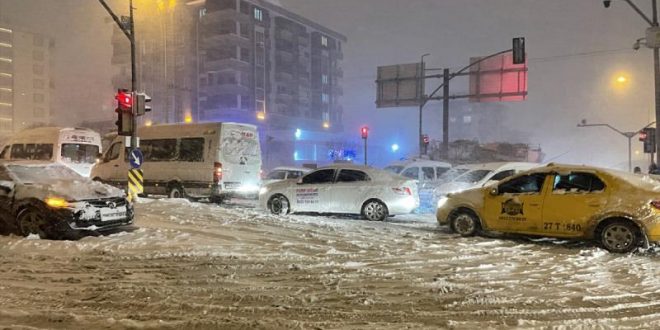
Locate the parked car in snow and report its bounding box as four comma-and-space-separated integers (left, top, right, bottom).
261, 166, 311, 186
0, 161, 133, 239
436, 163, 660, 253
0, 127, 102, 177
433, 162, 541, 199
92, 122, 262, 202
384, 159, 452, 188
259, 164, 419, 221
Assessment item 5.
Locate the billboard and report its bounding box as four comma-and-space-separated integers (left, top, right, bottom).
468, 53, 528, 103
376, 63, 424, 108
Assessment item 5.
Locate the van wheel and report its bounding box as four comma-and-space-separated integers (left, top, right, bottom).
17, 207, 50, 239
168, 184, 185, 199
268, 194, 290, 215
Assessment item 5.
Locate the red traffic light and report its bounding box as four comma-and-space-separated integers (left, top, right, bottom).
116, 90, 133, 111
361, 126, 369, 139
422, 134, 430, 144
639, 131, 648, 142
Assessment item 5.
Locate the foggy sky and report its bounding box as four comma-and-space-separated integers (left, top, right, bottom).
0, 0, 656, 169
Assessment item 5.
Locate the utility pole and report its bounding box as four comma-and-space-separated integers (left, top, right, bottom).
98, 0, 137, 149
605, 0, 660, 165
418, 53, 429, 157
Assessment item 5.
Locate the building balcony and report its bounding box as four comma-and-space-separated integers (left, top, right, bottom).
202, 33, 251, 48
201, 9, 251, 25
204, 58, 250, 71
201, 83, 250, 96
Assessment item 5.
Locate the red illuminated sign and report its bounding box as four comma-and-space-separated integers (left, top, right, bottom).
468, 53, 528, 103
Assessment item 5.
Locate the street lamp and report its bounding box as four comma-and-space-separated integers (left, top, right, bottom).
603, 0, 660, 165
577, 119, 655, 171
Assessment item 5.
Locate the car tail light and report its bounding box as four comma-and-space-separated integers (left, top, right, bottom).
214, 162, 223, 183
392, 187, 412, 195
651, 200, 660, 210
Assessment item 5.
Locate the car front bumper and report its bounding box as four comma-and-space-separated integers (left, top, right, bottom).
48, 198, 135, 236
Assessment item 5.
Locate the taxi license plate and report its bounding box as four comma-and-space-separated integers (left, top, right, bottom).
101, 207, 127, 222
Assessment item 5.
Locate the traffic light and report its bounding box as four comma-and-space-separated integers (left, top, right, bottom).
361, 126, 369, 139
135, 92, 152, 116
115, 89, 134, 136
642, 127, 656, 154
422, 134, 430, 145
513, 37, 526, 65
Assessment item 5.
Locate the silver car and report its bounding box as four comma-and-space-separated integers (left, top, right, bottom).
259, 165, 419, 221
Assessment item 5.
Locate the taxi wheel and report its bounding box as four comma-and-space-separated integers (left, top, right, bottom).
362, 200, 388, 221
168, 184, 185, 199
450, 211, 480, 237
17, 208, 50, 239
269, 194, 290, 215
599, 220, 641, 253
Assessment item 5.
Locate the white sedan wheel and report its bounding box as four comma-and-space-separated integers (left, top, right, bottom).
269, 195, 290, 215
362, 200, 388, 221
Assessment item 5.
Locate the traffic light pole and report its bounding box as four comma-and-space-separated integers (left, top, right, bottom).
577, 121, 655, 172
364, 137, 368, 166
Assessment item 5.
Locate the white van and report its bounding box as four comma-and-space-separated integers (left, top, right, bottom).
91, 122, 262, 201
0, 127, 102, 177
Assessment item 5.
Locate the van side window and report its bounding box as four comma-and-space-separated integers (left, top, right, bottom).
10, 143, 53, 160
143, 139, 177, 162
0, 146, 9, 159
179, 138, 205, 162
105, 142, 121, 162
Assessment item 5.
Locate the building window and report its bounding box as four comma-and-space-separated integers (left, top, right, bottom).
463, 115, 472, 124
33, 79, 44, 89
255, 48, 265, 66
33, 64, 44, 75
240, 47, 250, 62
33, 93, 44, 103
254, 8, 263, 21
255, 31, 265, 45
321, 35, 328, 47
240, 23, 250, 38
321, 74, 329, 84
321, 93, 329, 104
240, 1, 250, 15
219, 20, 236, 35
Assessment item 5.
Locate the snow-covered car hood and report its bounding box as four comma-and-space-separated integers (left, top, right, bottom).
16, 179, 125, 201
434, 182, 475, 197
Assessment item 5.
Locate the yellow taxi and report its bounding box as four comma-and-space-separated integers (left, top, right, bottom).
436, 163, 660, 253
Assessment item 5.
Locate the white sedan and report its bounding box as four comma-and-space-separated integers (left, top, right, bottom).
258, 165, 419, 221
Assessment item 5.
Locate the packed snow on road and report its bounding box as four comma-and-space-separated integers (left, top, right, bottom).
1, 198, 659, 329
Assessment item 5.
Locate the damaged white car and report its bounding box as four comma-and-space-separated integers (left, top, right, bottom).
0, 161, 134, 239
259, 165, 419, 221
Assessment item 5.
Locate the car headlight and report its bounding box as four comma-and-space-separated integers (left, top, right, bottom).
437, 197, 449, 209
259, 187, 268, 195
45, 197, 70, 208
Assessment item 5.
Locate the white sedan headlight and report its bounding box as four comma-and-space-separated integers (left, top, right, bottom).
259, 186, 269, 195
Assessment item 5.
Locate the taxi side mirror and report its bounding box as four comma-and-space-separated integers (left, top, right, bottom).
489, 187, 499, 196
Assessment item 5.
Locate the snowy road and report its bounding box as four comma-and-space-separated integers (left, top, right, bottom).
1, 198, 660, 329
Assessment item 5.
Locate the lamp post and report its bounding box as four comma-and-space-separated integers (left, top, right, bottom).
577, 119, 655, 172
418, 53, 430, 157
603, 0, 660, 165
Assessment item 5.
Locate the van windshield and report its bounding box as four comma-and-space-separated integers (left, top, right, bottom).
221, 127, 260, 165
61, 144, 100, 164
